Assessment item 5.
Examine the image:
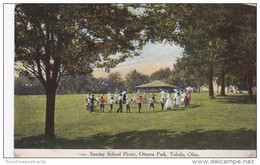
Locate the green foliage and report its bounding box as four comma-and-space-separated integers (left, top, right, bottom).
14, 93, 256, 149
107, 72, 125, 92
124, 69, 150, 91
170, 55, 207, 89
150, 67, 171, 83
15, 4, 147, 136
15, 76, 45, 95
15, 4, 144, 89
57, 75, 97, 94
142, 4, 256, 95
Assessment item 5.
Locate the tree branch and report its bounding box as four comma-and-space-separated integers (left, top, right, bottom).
35, 49, 47, 89
23, 64, 39, 77
44, 16, 51, 84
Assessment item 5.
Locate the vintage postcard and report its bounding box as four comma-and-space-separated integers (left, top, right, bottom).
3, 2, 257, 160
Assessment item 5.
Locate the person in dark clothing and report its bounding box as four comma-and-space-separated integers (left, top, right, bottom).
184, 91, 189, 107
148, 95, 155, 112
89, 95, 96, 114
117, 94, 123, 113
160, 97, 165, 111
186, 91, 190, 106
123, 92, 127, 103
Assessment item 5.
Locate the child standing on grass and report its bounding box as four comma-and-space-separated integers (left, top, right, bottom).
132, 91, 137, 102
160, 91, 165, 103
142, 91, 147, 102
165, 92, 172, 110
89, 95, 96, 114
188, 91, 191, 104
85, 99, 89, 110
96, 96, 100, 106
174, 90, 180, 108
137, 96, 143, 113
148, 95, 155, 112
109, 97, 114, 112
115, 93, 119, 104
85, 93, 91, 110
117, 94, 123, 113
160, 97, 165, 111
85, 96, 89, 110
107, 92, 111, 102
126, 98, 131, 113
99, 96, 106, 113
122, 91, 127, 103
184, 91, 189, 107
181, 91, 185, 104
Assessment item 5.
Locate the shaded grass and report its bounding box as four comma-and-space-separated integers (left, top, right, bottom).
15, 129, 255, 149
216, 94, 256, 104
14, 93, 256, 149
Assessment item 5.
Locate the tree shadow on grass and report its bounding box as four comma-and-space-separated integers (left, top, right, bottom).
160, 104, 201, 112
15, 129, 256, 150
216, 95, 256, 105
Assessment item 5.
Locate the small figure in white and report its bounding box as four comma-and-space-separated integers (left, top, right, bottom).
148, 94, 156, 112
96, 95, 100, 106
109, 97, 114, 112
114, 93, 119, 104
174, 90, 181, 108
142, 91, 147, 102
160, 90, 166, 102
181, 91, 185, 104
107, 91, 111, 102
85, 94, 89, 110
126, 98, 132, 113
164, 92, 172, 110
132, 91, 137, 102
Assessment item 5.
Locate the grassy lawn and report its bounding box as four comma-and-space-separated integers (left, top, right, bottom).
14, 93, 256, 149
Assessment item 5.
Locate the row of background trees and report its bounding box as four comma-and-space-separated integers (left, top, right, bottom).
15, 66, 251, 95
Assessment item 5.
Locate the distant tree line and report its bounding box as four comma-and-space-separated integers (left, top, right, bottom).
15, 66, 251, 95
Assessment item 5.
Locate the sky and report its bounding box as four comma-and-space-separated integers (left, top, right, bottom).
93, 42, 184, 78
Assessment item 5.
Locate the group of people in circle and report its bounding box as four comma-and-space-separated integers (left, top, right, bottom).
85, 90, 191, 114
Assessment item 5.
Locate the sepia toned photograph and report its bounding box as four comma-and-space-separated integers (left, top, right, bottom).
9, 3, 256, 158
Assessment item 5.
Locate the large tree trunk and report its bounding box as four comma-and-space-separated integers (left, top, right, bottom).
209, 68, 214, 97
247, 69, 253, 100
220, 70, 226, 96
45, 85, 57, 137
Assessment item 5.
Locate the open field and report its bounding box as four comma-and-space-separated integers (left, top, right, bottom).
14, 93, 256, 149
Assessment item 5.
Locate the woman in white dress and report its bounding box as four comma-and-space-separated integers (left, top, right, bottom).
85, 94, 90, 110
142, 91, 146, 100
181, 91, 185, 104
132, 91, 137, 102
160, 90, 165, 102
107, 92, 111, 102
174, 90, 180, 107
164, 92, 172, 110
114, 93, 119, 103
